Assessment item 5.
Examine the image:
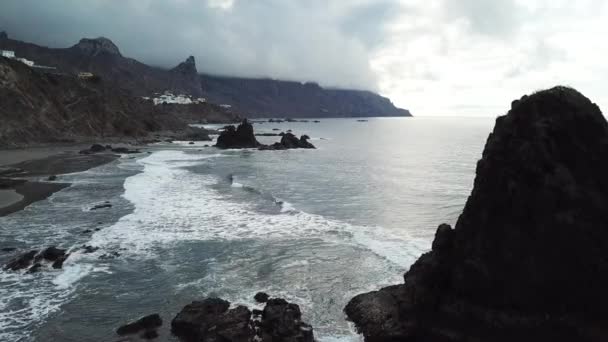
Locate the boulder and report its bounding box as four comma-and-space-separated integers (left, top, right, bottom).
171, 297, 313, 342
117, 313, 162, 336
259, 133, 316, 150
37, 246, 66, 262
4, 250, 38, 271
216, 119, 260, 149
171, 298, 252, 341
254, 292, 270, 303
261, 298, 314, 342
345, 86, 608, 342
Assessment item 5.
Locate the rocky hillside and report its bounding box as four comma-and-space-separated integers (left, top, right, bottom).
0, 57, 189, 146
201, 75, 410, 118
0, 32, 411, 118
345, 87, 608, 342
0, 34, 203, 97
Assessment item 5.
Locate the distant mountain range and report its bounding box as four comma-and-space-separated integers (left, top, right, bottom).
0, 32, 411, 118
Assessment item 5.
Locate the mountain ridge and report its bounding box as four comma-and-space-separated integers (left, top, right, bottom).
0, 32, 411, 118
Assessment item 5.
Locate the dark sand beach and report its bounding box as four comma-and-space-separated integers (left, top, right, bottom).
0, 146, 121, 216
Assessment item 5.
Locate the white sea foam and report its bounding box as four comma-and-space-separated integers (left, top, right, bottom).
88, 150, 429, 266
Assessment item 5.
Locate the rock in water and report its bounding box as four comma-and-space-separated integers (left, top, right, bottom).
258, 133, 316, 150
116, 313, 162, 336
4, 250, 38, 271
215, 119, 261, 149
260, 298, 314, 342
171, 296, 313, 342
254, 292, 270, 303
345, 86, 608, 342
171, 298, 251, 341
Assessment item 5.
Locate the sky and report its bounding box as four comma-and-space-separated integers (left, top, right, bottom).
1, 0, 607, 116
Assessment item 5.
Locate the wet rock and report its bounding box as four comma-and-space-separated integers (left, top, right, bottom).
254, 292, 270, 303
4, 250, 38, 271
99, 251, 120, 259
91, 202, 112, 210
171, 297, 313, 342
51, 254, 69, 269
188, 141, 195, 145
79, 144, 106, 154
47, 175, 57, 181
111, 147, 140, 154
82, 229, 93, 234
215, 119, 260, 149
259, 133, 316, 150
27, 263, 42, 274
82, 245, 99, 253
117, 313, 162, 336
141, 329, 159, 339
345, 86, 608, 341
261, 298, 314, 342
38, 246, 66, 262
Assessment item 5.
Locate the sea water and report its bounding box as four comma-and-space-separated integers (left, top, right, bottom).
0, 117, 494, 341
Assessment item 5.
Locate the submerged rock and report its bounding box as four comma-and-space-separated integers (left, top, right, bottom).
116, 313, 162, 336
345, 86, 608, 342
111, 147, 140, 154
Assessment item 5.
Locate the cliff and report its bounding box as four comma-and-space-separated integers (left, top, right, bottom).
201, 75, 410, 118
345, 86, 608, 342
0, 33, 410, 118
0, 57, 186, 146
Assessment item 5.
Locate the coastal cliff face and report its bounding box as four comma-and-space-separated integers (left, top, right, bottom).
345, 87, 608, 342
0, 32, 410, 118
200, 75, 411, 118
0, 57, 186, 146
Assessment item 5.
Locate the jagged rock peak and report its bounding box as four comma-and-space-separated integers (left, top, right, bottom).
73, 37, 121, 56
172, 55, 197, 74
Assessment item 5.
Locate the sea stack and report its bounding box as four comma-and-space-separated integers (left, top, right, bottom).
215, 119, 260, 149
345, 86, 608, 342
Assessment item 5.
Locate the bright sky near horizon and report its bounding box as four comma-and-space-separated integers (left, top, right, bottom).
1, 0, 606, 116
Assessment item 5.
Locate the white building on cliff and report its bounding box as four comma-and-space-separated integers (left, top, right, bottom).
1, 50, 15, 58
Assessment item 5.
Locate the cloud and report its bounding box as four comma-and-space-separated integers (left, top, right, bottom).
0, 0, 401, 90
1, 0, 608, 116
371, 0, 608, 116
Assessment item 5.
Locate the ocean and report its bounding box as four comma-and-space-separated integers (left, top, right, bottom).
0, 117, 495, 341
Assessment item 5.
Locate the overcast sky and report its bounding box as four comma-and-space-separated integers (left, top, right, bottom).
1, 0, 607, 116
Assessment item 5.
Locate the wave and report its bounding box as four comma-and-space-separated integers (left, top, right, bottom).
88, 149, 429, 266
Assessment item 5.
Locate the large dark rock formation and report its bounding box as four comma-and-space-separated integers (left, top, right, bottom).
171, 296, 313, 342
215, 119, 261, 149
345, 86, 608, 342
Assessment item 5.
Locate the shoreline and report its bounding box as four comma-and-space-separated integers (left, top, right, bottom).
0, 146, 122, 217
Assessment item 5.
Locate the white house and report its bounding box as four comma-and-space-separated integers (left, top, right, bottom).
1, 50, 15, 58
